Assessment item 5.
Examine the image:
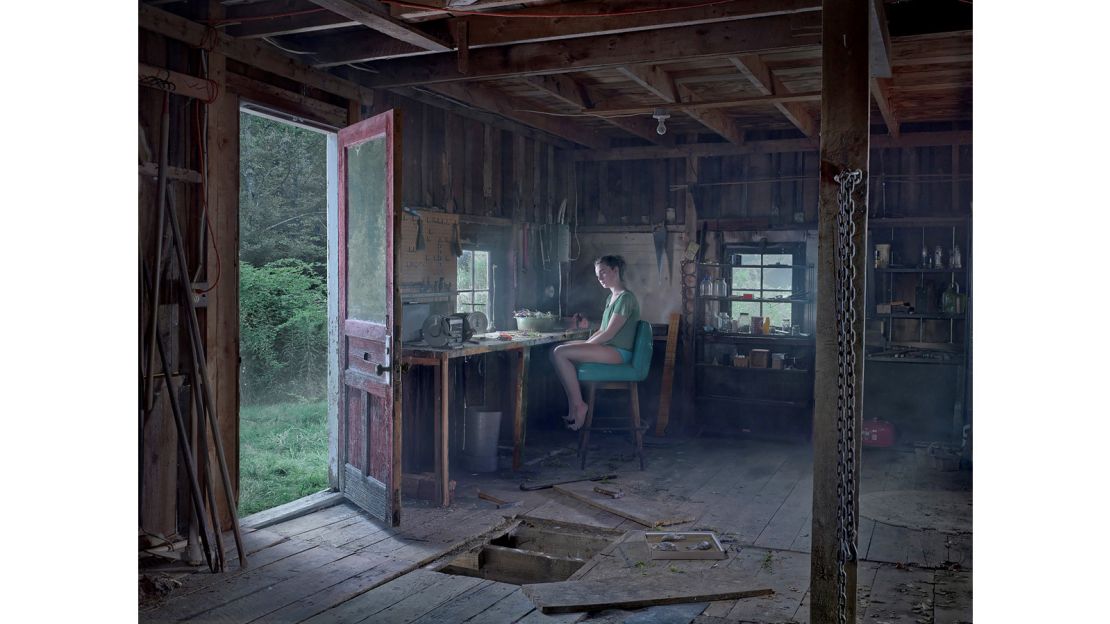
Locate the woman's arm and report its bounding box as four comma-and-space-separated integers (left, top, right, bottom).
586, 313, 627, 345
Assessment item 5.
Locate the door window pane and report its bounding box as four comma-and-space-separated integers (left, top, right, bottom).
345, 135, 387, 323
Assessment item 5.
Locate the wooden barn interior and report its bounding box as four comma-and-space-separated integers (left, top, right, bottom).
138, 1, 974, 622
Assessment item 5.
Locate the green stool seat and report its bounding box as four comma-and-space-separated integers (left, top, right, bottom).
575, 321, 654, 470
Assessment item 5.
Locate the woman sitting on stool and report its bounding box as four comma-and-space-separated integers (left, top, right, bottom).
550, 255, 640, 431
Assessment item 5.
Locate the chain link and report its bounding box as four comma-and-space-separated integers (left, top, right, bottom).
833, 169, 863, 624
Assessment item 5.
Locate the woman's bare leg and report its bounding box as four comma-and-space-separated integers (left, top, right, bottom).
550, 343, 623, 430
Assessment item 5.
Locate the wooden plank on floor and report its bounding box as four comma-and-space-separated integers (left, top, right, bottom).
269, 504, 363, 539
410, 580, 519, 624
301, 514, 393, 549
719, 449, 812, 545
239, 490, 345, 530
187, 551, 389, 624
754, 471, 813, 550
860, 564, 935, 623
524, 496, 626, 530
933, 569, 973, 624
143, 544, 351, 622
301, 568, 445, 624
462, 588, 543, 624
358, 572, 486, 623
724, 548, 810, 623
553, 481, 694, 528
522, 569, 772, 614
254, 557, 416, 623
141, 534, 311, 612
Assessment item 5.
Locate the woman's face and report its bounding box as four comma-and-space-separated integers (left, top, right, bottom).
595, 262, 619, 289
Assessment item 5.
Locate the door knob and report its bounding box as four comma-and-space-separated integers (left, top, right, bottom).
376, 363, 388, 375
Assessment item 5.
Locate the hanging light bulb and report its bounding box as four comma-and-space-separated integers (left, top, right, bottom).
652, 108, 670, 136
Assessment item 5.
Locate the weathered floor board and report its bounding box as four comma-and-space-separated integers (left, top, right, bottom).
140, 436, 971, 623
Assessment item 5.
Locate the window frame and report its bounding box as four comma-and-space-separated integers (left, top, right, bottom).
724, 242, 806, 328
455, 248, 491, 315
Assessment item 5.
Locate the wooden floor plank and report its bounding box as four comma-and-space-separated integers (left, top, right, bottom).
754, 471, 814, 551
362, 572, 486, 623
252, 557, 415, 623
301, 568, 445, 624
410, 580, 518, 624
860, 564, 935, 623
524, 496, 626, 530
462, 588, 540, 624
933, 569, 973, 624
723, 548, 810, 622
269, 505, 363, 540
193, 552, 389, 624
147, 545, 353, 622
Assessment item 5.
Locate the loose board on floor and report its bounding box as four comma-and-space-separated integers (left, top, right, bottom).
553, 481, 694, 528
521, 569, 773, 614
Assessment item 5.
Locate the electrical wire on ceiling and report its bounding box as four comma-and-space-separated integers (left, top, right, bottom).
378, 0, 739, 19
261, 36, 315, 55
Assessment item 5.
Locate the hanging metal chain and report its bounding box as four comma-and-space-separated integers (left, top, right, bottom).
833, 168, 864, 624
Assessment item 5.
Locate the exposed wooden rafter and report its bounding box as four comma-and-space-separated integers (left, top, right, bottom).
306, 0, 451, 51
870, 76, 900, 137
618, 64, 743, 146
417, 81, 609, 150
226, 0, 357, 38
729, 55, 818, 137
139, 3, 374, 103
355, 15, 821, 88
522, 75, 674, 146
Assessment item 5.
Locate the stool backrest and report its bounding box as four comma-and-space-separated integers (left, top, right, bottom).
630, 321, 653, 381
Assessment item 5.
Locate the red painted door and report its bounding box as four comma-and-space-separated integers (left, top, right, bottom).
337, 110, 403, 526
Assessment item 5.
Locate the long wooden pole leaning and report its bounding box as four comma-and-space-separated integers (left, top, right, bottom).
142, 263, 217, 573
143, 93, 171, 414
163, 181, 249, 569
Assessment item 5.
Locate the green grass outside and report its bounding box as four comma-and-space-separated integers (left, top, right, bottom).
238, 400, 329, 517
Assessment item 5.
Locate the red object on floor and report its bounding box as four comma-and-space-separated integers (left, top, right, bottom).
862, 419, 895, 447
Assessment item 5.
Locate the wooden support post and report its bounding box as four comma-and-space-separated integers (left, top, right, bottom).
437, 353, 450, 507
655, 312, 680, 436
811, 1, 871, 623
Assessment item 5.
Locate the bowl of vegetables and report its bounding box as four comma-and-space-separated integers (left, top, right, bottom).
513, 309, 557, 332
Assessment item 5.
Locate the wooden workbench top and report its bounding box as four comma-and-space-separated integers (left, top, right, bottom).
402, 328, 591, 359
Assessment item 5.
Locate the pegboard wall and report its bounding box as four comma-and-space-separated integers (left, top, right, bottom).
400, 210, 459, 291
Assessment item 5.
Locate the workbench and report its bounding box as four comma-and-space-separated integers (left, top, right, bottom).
402, 327, 591, 506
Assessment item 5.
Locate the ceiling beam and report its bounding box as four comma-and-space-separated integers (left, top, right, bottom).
870, 77, 900, 138
306, 0, 450, 51
140, 3, 374, 104
573, 130, 972, 162
729, 55, 818, 137
870, 0, 893, 78
587, 91, 822, 117
617, 63, 743, 145
389, 0, 560, 23
225, 0, 357, 38
419, 81, 609, 150
455, 0, 821, 48
523, 75, 674, 146
355, 15, 821, 88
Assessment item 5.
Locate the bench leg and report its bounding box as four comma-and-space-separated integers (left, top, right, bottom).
578, 383, 597, 470
630, 382, 644, 470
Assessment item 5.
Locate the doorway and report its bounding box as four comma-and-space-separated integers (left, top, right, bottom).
237, 109, 333, 516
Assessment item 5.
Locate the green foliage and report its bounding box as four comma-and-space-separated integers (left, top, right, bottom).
239, 112, 328, 270
238, 401, 329, 516
240, 259, 327, 404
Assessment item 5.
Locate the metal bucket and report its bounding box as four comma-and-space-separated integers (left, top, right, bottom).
463, 408, 502, 473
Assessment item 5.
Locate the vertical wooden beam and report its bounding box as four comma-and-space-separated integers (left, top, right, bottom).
811, 0, 871, 623
201, 8, 240, 528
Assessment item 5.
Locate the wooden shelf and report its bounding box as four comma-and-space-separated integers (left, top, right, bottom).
699, 296, 810, 303
697, 394, 812, 408
696, 363, 810, 374
698, 333, 815, 346
873, 313, 965, 320
698, 263, 813, 269
875, 267, 965, 273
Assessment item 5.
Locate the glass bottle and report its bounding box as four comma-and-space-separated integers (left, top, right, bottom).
921, 245, 929, 269
941, 282, 958, 315
934, 245, 945, 269
950, 244, 962, 269
700, 275, 711, 296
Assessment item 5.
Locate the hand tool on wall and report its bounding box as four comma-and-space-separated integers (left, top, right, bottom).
653, 223, 667, 280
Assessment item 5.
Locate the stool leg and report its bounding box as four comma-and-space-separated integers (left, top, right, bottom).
630, 382, 644, 470
579, 383, 597, 470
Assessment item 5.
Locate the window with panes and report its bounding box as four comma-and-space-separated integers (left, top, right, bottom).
456, 249, 490, 314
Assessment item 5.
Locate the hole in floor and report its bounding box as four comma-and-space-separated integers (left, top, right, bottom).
436, 519, 621, 585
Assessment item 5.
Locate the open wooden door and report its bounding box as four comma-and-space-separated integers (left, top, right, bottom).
337, 110, 402, 526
